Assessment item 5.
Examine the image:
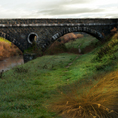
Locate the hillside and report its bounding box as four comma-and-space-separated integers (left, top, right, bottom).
0, 32, 118, 118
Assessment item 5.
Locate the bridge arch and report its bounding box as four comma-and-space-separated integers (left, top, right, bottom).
0, 32, 24, 52
51, 26, 104, 42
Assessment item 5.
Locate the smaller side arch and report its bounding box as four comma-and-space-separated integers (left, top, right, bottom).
0, 32, 24, 52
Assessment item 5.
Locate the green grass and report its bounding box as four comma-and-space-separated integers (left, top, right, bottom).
1, 34, 118, 117
0, 53, 79, 118
65, 36, 98, 51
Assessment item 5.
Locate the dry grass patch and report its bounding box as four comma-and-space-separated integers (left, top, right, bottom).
0, 42, 22, 60
49, 71, 118, 118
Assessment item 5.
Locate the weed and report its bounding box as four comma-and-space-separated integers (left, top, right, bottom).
13, 66, 28, 73
43, 64, 48, 69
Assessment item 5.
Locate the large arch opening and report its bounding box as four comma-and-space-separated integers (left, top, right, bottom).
43, 27, 104, 55
52, 27, 104, 42
44, 31, 99, 55
41, 27, 104, 54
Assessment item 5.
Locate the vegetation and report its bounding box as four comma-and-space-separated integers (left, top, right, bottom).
0, 32, 118, 118
0, 37, 22, 60
95, 33, 118, 60
50, 71, 118, 118
0, 37, 11, 44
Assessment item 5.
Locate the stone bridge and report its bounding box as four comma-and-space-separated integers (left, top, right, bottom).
0, 19, 118, 53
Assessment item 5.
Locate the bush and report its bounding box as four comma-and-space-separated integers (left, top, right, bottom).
49, 71, 118, 118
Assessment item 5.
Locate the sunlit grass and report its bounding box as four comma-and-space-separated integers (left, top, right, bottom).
0, 37, 11, 45
65, 36, 98, 51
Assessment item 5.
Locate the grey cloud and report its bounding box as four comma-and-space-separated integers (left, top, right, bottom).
37, 7, 105, 16
31, 0, 104, 16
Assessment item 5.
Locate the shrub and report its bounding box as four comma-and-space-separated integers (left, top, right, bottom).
49, 71, 118, 118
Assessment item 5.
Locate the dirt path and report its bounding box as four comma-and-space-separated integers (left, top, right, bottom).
65, 54, 81, 68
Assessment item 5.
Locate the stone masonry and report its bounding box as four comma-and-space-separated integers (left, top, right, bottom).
0, 18, 117, 52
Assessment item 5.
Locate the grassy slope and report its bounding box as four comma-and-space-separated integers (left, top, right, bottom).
0, 34, 118, 118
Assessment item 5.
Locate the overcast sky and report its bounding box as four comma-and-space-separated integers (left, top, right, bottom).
0, 0, 118, 18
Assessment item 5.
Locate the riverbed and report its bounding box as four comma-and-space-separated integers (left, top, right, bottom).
0, 56, 24, 72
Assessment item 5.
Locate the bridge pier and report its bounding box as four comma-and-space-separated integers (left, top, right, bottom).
23, 53, 36, 63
